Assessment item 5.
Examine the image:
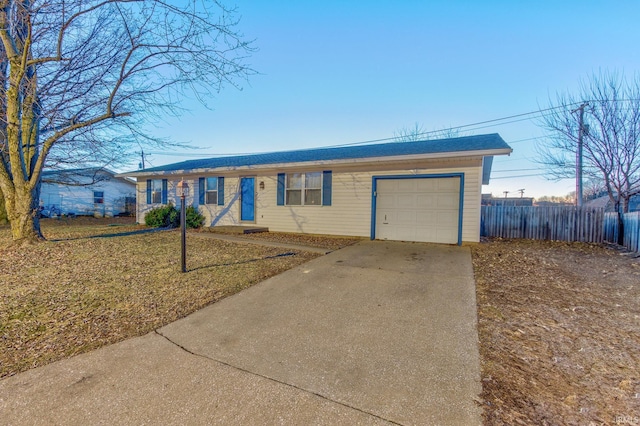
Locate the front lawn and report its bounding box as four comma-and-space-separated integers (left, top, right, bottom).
0, 218, 326, 378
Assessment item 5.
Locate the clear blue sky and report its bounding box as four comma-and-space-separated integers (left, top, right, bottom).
131, 1, 640, 199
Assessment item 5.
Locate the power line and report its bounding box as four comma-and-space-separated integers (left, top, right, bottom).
322, 108, 568, 149
492, 168, 541, 173
490, 173, 546, 180
148, 99, 640, 160
507, 136, 544, 144
143, 99, 640, 161
144, 107, 572, 158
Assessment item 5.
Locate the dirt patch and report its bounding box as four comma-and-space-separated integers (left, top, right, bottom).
472, 239, 640, 425
0, 219, 348, 378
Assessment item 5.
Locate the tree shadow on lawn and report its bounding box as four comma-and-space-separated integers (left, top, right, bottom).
49, 227, 168, 242
187, 251, 297, 272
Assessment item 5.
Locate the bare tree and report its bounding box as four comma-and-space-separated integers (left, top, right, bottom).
394, 122, 462, 142
537, 71, 640, 213
0, 0, 253, 243
583, 177, 607, 201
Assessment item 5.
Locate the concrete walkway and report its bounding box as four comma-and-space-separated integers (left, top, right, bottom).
0, 241, 482, 426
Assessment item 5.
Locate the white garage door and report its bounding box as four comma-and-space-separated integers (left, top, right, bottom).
375, 177, 461, 244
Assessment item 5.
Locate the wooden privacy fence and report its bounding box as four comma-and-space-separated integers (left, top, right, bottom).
603, 212, 640, 253
480, 206, 605, 243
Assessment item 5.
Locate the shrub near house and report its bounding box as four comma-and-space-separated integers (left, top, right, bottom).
144, 204, 204, 229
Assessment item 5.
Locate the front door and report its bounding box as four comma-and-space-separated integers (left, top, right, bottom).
240, 177, 255, 222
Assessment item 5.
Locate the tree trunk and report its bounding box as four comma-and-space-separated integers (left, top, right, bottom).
0, 191, 7, 224
621, 195, 630, 214
617, 211, 625, 246
5, 185, 44, 243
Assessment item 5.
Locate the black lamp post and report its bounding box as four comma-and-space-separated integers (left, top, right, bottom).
177, 179, 189, 273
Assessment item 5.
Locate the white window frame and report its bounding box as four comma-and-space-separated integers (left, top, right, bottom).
285, 172, 322, 206
204, 177, 218, 205
93, 191, 104, 204
151, 179, 162, 204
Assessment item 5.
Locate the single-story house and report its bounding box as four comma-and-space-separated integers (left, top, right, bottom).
584, 193, 640, 212
120, 133, 512, 244
41, 168, 136, 217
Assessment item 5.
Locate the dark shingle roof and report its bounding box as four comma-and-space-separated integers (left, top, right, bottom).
134, 133, 511, 174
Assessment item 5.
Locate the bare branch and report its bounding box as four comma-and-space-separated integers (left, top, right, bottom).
0, 0, 254, 241
537, 70, 640, 212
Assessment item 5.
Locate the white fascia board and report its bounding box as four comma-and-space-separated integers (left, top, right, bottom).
118, 148, 513, 179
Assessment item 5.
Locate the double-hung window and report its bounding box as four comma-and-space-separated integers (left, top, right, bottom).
93, 191, 104, 204
285, 172, 322, 206
304, 172, 322, 205
204, 177, 218, 204
146, 179, 168, 204
198, 177, 225, 206
150, 179, 163, 204
277, 171, 331, 207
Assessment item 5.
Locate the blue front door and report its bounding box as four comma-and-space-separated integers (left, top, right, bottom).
240, 177, 255, 221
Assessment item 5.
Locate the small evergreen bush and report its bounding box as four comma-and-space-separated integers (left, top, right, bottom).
144, 204, 179, 228
186, 205, 205, 229
144, 204, 205, 229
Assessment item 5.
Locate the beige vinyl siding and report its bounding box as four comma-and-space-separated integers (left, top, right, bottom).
135, 157, 484, 242
256, 173, 372, 236
256, 163, 484, 242
138, 177, 245, 226
137, 179, 193, 223
199, 177, 242, 226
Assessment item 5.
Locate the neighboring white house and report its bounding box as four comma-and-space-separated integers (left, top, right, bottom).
120, 134, 512, 244
40, 168, 136, 217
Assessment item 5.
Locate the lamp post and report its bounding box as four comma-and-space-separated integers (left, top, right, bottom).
177, 179, 189, 273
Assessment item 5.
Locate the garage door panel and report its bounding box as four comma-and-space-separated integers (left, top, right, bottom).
377, 195, 397, 208
377, 210, 394, 223
397, 194, 416, 208
437, 194, 459, 209
416, 179, 438, 191
438, 178, 460, 191
416, 211, 437, 226
437, 211, 458, 227
414, 228, 437, 241
375, 176, 461, 244
397, 180, 418, 191
416, 194, 437, 208
436, 229, 457, 244
397, 210, 416, 223
395, 226, 418, 240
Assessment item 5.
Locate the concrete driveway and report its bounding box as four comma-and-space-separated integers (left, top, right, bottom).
0, 240, 482, 425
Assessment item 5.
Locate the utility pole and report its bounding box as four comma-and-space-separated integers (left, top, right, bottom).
517, 188, 525, 198
503, 191, 509, 198
139, 150, 146, 170
571, 102, 588, 207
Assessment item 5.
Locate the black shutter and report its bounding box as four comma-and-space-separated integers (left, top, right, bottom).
217, 177, 225, 205
322, 171, 332, 206
277, 173, 285, 206
161, 179, 168, 204
199, 178, 205, 205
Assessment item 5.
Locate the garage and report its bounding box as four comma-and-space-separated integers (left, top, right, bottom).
373, 175, 463, 244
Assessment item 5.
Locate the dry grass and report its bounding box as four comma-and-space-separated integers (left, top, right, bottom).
0, 218, 327, 378
202, 227, 363, 251
231, 231, 363, 251
472, 239, 640, 425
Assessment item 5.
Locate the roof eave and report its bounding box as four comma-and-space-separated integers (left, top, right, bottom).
117, 147, 513, 178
